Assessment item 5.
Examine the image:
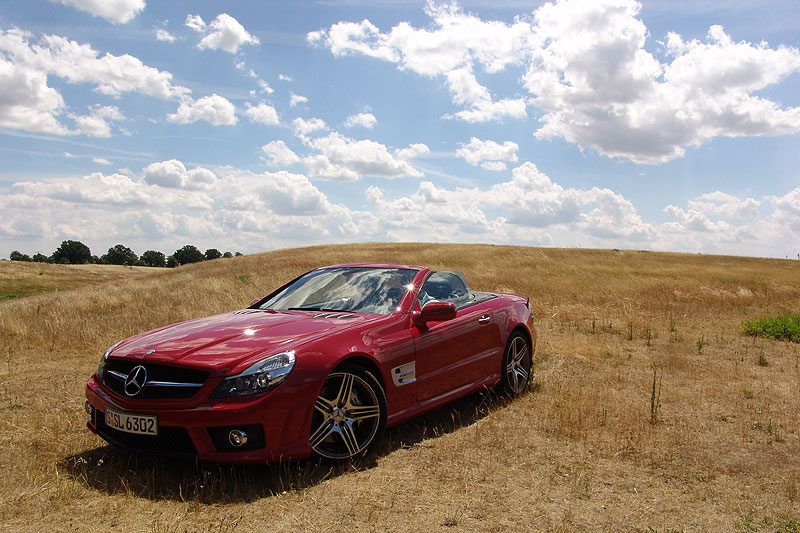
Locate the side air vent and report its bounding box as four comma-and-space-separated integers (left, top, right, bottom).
312, 313, 358, 319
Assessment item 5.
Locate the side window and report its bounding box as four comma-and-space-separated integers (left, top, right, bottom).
418, 271, 471, 308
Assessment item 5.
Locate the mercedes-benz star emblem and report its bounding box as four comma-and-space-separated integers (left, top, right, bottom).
124, 365, 148, 397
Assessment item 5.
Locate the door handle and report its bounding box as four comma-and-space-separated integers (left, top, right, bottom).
478, 315, 491, 325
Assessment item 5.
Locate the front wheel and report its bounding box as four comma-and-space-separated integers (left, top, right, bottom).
501, 332, 532, 396
309, 363, 386, 460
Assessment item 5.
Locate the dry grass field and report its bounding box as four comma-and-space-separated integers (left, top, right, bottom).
0, 261, 158, 300
0, 243, 798, 532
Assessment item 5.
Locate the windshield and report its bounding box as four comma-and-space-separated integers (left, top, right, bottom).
259, 267, 417, 315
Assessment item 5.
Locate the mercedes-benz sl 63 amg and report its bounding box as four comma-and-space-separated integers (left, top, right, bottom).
85, 263, 536, 462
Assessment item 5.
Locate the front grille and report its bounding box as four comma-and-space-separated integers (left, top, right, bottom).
104, 360, 208, 399
98, 412, 197, 455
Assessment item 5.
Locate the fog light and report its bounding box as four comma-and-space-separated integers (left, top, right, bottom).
228, 429, 248, 447
85, 401, 95, 424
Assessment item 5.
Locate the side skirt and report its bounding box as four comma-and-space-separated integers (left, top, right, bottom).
384, 372, 500, 428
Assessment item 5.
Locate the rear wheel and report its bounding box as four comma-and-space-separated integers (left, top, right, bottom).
309, 363, 386, 460
501, 332, 532, 396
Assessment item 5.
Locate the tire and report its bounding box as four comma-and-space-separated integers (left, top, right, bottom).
309, 363, 386, 460
501, 331, 532, 397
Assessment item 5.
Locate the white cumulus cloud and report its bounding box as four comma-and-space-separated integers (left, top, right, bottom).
13, 172, 153, 206
185, 14, 205, 32
345, 112, 377, 129
245, 103, 279, 125
656, 189, 787, 255
310, 4, 530, 124
443, 67, 527, 123
0, 56, 70, 134
156, 29, 176, 43
51, 0, 145, 24
364, 161, 655, 243
0, 27, 190, 100
168, 94, 237, 126
456, 137, 518, 171
312, 0, 800, 164
257, 170, 331, 215
261, 140, 300, 167
290, 92, 308, 107
664, 191, 763, 233
1, 164, 366, 255
3, 160, 799, 259
187, 13, 259, 54
72, 105, 124, 137
292, 117, 328, 137
396, 143, 430, 161
303, 132, 427, 181
523, 2, 800, 163
769, 187, 800, 233
0, 26, 189, 135
143, 160, 218, 191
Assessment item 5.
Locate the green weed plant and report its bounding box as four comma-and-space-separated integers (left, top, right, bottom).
742, 314, 800, 343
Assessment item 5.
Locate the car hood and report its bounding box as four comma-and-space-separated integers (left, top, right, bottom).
109, 309, 371, 375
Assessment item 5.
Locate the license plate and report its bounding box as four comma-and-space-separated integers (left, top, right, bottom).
105, 407, 158, 436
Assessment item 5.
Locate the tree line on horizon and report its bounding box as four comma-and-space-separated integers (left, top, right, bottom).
8, 240, 242, 268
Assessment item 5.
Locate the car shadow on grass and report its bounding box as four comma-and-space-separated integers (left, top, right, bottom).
60, 387, 528, 503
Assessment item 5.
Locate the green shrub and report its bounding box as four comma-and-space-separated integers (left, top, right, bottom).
741, 314, 800, 343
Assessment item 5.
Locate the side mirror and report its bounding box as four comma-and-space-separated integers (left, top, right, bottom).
417, 301, 457, 324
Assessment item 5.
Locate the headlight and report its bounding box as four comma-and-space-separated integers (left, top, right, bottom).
211, 351, 296, 398
97, 340, 122, 378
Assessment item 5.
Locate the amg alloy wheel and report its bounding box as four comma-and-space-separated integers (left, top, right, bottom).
309, 364, 386, 460
501, 332, 532, 396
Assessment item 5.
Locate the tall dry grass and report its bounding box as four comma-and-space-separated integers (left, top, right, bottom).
0, 261, 162, 299
0, 243, 798, 531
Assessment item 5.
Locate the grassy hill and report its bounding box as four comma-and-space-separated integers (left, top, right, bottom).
0, 261, 159, 300
0, 243, 798, 531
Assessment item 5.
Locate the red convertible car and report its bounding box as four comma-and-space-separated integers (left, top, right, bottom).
85, 263, 536, 462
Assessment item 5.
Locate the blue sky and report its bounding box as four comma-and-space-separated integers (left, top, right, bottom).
1, 0, 799, 259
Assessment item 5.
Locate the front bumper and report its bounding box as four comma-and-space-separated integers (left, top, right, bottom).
85, 375, 314, 463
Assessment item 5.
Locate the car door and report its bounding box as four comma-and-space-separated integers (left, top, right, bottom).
413, 303, 498, 402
